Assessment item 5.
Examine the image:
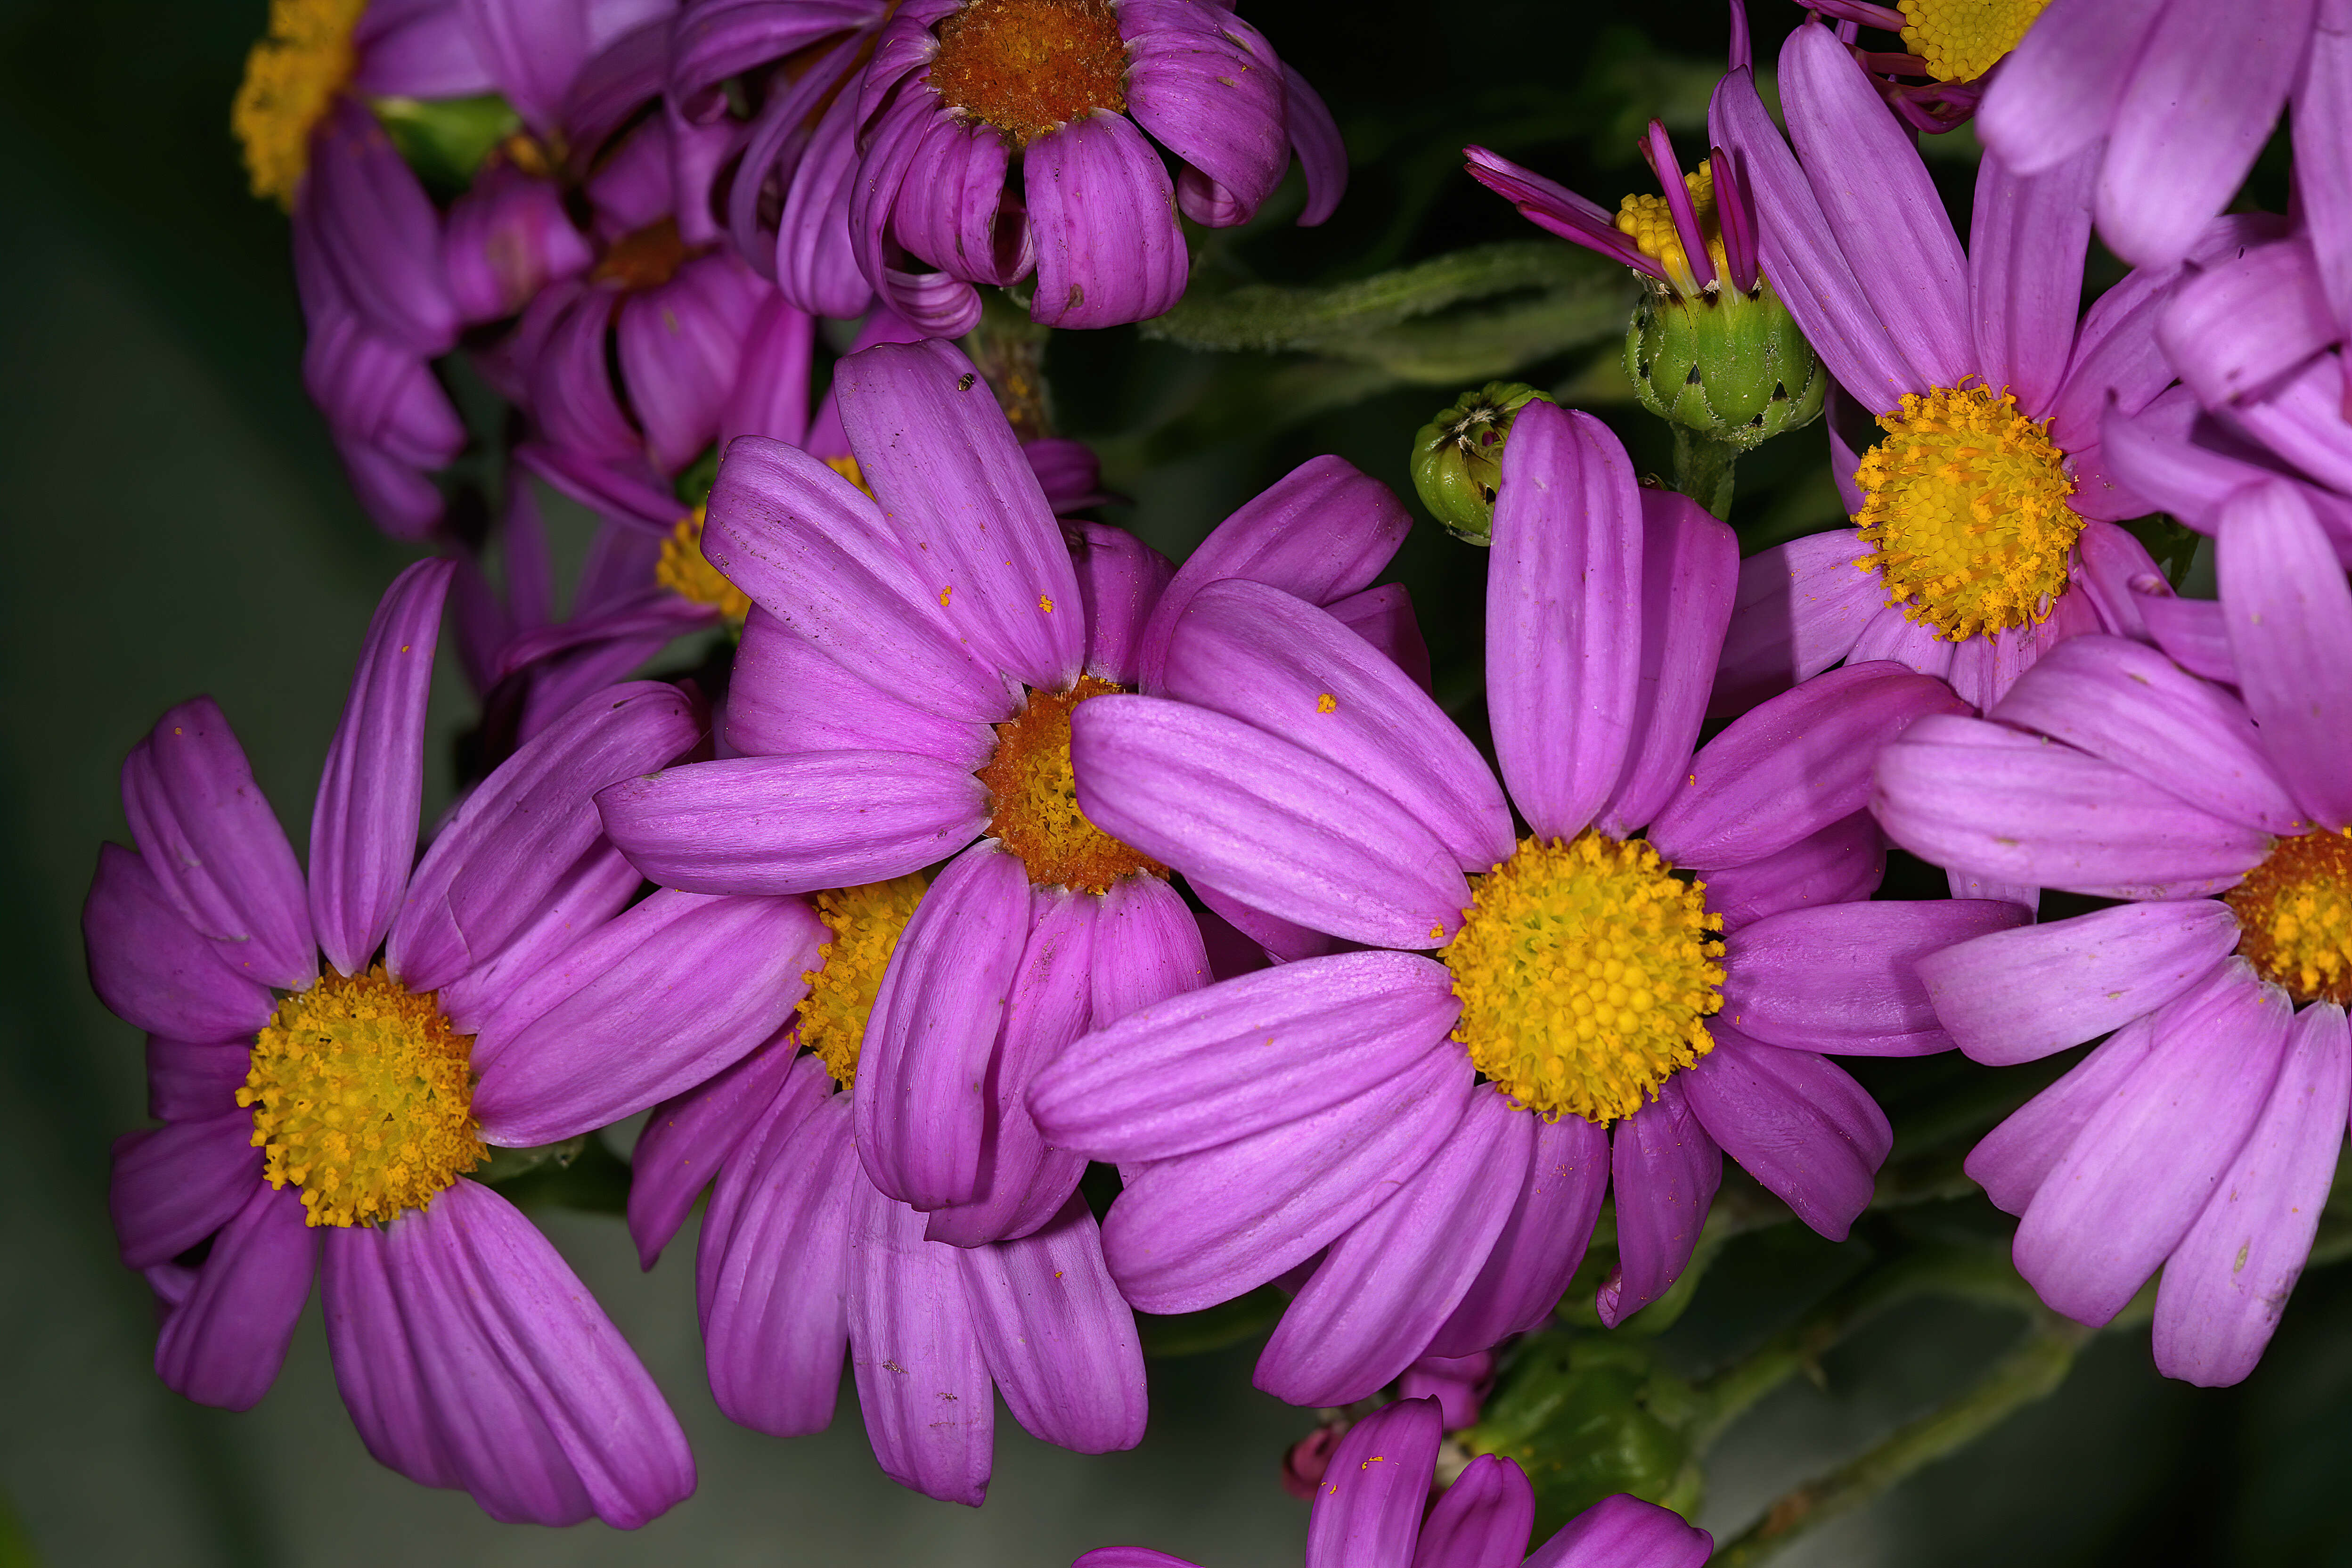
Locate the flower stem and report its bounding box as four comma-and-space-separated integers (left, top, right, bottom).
1671, 426, 1738, 518
964, 292, 1056, 441
1707, 1313, 2091, 1568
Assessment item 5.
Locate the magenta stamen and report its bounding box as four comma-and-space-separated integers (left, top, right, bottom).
1711, 145, 1760, 294
1642, 120, 1716, 291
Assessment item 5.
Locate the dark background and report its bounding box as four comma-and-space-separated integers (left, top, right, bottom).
1, 1, 2346, 1563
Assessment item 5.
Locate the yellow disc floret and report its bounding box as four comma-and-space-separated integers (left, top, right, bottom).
977, 675, 1167, 893
238, 965, 484, 1228
232, 0, 368, 208
1853, 384, 2080, 642
1897, 0, 2051, 83
929, 0, 1129, 145
1444, 832, 1725, 1126
1616, 161, 1730, 297
656, 506, 755, 621
2228, 828, 2352, 1005
801, 874, 931, 1088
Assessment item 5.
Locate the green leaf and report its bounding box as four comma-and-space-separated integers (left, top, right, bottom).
371, 94, 521, 194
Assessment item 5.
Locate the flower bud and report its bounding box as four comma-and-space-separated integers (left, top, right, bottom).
1625, 275, 1825, 453
1411, 382, 1555, 546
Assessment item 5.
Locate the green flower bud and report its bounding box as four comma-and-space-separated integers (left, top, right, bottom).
1625, 277, 1825, 454
1457, 1330, 1703, 1542
1411, 382, 1555, 547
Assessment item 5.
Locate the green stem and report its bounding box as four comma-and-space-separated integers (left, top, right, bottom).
1671, 426, 1738, 519
1687, 1239, 2042, 1453
1707, 1314, 2091, 1568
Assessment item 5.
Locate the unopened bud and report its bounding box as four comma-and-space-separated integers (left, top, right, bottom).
1625, 276, 1824, 453
1411, 382, 1555, 546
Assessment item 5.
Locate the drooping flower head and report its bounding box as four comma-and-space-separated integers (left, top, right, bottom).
1978, 0, 2336, 269
1072, 1396, 1713, 1568
90, 560, 826, 1524
1871, 479, 2352, 1385
665, 0, 1345, 334
1030, 402, 2024, 1411
1705, 20, 2229, 720
1799, 0, 2052, 131
621, 878, 1148, 1506
596, 336, 1422, 1247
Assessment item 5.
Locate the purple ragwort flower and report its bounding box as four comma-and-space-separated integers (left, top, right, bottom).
239, 0, 673, 535
622, 914, 1147, 1505
1075, 1396, 1713, 1568
1706, 21, 2213, 724
1871, 480, 2352, 1384
666, 0, 1344, 334
596, 335, 1426, 1247
89, 559, 829, 1524
451, 309, 1114, 749
1797, 0, 2049, 132
1978, 0, 2338, 270
1031, 403, 2026, 1408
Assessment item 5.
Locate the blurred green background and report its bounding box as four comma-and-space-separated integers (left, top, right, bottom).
3, 1, 2349, 1564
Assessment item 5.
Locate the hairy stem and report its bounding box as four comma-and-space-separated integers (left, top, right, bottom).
1671, 425, 1738, 518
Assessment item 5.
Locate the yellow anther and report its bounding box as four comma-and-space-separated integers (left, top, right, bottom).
1897, 0, 2051, 82
801, 875, 931, 1088
232, 0, 367, 207
238, 966, 484, 1227
1616, 161, 1730, 297
1853, 384, 2079, 641
1444, 832, 1723, 1126
655, 505, 755, 621
2228, 828, 2352, 1005
977, 675, 1166, 892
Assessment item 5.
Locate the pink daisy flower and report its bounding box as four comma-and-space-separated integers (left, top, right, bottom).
1708, 21, 2200, 719
1872, 479, 2352, 1384
90, 560, 825, 1524
1031, 403, 2025, 1407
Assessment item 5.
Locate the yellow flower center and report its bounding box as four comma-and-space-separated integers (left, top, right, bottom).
656, 505, 755, 620
976, 675, 1166, 893
928, 0, 1129, 146
801, 874, 931, 1088
232, 0, 368, 207
1897, 0, 2051, 82
236, 966, 484, 1228
1616, 160, 1730, 297
2227, 828, 2352, 1006
1443, 833, 1724, 1127
1853, 384, 2080, 642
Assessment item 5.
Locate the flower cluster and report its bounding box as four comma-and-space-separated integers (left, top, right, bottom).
77, 0, 2352, 1553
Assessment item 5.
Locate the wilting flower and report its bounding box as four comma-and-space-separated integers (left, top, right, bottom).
1707, 21, 2197, 720
1800, 0, 2053, 131
623, 894, 1146, 1505
1978, 0, 2337, 268
1073, 1396, 1713, 1568
668, 0, 1345, 333
90, 560, 826, 1524
1871, 481, 2352, 1385
1033, 403, 2023, 1408
598, 336, 1423, 1244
